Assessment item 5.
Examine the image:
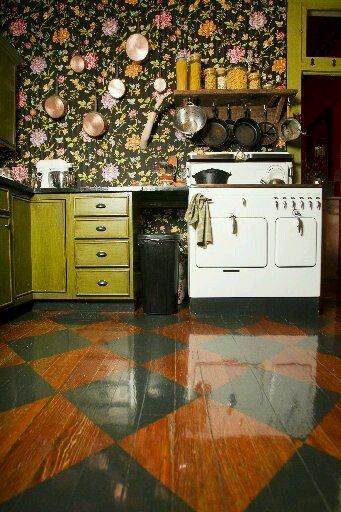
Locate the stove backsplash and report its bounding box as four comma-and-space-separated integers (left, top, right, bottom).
0, 0, 287, 187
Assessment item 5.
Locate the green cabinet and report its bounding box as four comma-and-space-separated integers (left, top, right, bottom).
0, 216, 12, 308
12, 195, 32, 298
0, 36, 23, 150
31, 196, 68, 295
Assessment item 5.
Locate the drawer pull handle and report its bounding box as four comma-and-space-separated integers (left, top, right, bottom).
98, 280, 108, 286
96, 203, 106, 209
96, 226, 106, 232
97, 251, 107, 257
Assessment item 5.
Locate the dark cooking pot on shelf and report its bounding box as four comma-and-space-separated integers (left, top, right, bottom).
194, 168, 232, 184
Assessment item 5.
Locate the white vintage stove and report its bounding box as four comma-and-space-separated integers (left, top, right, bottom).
187, 152, 322, 304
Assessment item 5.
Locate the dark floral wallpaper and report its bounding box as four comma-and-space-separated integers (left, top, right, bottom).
0, 0, 287, 186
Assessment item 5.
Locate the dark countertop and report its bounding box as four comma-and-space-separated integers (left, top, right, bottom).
0, 176, 323, 196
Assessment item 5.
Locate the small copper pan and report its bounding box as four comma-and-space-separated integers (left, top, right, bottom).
70, 53, 86, 74
83, 92, 109, 138
44, 81, 68, 119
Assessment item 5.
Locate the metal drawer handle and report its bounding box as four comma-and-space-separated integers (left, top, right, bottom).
4, 223, 10, 229
96, 251, 107, 257
96, 203, 106, 209
96, 226, 106, 232
97, 280, 108, 286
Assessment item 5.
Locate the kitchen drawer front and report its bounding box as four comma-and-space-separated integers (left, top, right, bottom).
74, 218, 129, 239
0, 188, 9, 212
75, 241, 129, 267
76, 269, 130, 296
74, 196, 128, 217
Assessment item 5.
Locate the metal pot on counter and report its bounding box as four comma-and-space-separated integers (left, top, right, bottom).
194, 168, 232, 184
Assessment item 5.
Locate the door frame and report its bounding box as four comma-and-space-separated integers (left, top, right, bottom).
287, 0, 341, 182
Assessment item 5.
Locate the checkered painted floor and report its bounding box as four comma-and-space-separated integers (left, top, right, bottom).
0, 305, 340, 511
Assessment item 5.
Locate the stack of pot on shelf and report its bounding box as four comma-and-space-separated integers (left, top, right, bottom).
176, 50, 261, 91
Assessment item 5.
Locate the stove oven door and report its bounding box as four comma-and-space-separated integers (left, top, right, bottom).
275, 217, 317, 267
196, 217, 268, 268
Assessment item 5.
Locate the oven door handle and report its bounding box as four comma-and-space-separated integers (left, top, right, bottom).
229, 215, 237, 235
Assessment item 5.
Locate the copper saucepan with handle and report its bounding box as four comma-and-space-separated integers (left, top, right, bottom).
83, 91, 109, 138
125, 18, 149, 62
44, 80, 68, 119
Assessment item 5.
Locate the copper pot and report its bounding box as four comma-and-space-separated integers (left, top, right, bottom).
125, 32, 149, 61
83, 93, 108, 137
44, 81, 68, 119
70, 53, 86, 74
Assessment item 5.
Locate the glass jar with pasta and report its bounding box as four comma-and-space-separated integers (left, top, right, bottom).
189, 53, 201, 90
204, 67, 217, 89
226, 65, 248, 89
216, 68, 227, 89
176, 51, 188, 90
248, 69, 261, 90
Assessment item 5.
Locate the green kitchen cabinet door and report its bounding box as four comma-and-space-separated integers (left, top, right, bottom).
0, 217, 12, 308
31, 198, 67, 294
12, 195, 32, 298
0, 36, 22, 149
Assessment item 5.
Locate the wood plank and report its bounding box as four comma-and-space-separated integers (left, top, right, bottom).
174, 88, 298, 107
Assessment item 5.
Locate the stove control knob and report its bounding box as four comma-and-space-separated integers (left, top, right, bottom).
242, 198, 246, 207
308, 196, 313, 209
283, 197, 287, 209
299, 197, 305, 209
316, 197, 321, 210
291, 197, 296, 209
274, 197, 279, 209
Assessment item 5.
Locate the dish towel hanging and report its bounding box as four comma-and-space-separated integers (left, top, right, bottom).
185, 193, 213, 248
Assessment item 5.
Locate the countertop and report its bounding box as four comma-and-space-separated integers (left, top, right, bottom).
0, 175, 324, 196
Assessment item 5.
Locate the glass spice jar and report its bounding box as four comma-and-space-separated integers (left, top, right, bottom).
216, 67, 227, 89
226, 65, 248, 89
248, 70, 261, 89
189, 53, 201, 90
204, 67, 217, 89
176, 51, 188, 90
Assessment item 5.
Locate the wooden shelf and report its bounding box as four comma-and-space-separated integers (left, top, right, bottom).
174, 88, 298, 108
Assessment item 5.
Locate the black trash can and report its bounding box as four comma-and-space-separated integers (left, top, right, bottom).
138, 234, 180, 315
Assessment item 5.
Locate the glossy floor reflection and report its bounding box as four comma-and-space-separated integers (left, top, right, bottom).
0, 304, 340, 511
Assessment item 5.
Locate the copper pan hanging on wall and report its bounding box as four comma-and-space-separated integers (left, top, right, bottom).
44, 80, 68, 119
83, 91, 109, 137
70, 52, 86, 73
125, 15, 149, 62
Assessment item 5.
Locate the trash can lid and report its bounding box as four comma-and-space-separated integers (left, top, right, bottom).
138, 233, 180, 241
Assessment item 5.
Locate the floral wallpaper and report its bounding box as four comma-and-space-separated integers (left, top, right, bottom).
0, 0, 287, 186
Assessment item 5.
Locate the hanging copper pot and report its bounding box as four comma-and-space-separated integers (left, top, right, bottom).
108, 61, 125, 99
44, 80, 68, 119
83, 92, 108, 137
126, 32, 149, 61
70, 53, 86, 73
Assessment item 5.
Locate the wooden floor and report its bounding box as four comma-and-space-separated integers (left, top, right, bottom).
0, 303, 340, 511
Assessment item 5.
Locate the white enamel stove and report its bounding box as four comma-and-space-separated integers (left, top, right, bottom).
187, 152, 322, 298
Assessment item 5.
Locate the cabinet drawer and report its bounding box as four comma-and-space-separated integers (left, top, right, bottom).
0, 188, 9, 212
74, 218, 129, 239
75, 196, 128, 217
76, 269, 130, 296
75, 241, 129, 267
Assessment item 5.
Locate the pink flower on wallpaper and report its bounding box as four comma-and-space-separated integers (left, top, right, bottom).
102, 18, 118, 36
57, 75, 65, 84
154, 10, 172, 29
276, 32, 285, 41
129, 109, 137, 118
30, 56, 47, 74
80, 129, 92, 142
102, 163, 120, 182
101, 91, 117, 110
227, 46, 246, 64
57, 147, 66, 156
84, 52, 98, 69
30, 128, 47, 147
9, 19, 27, 36
17, 90, 27, 108
249, 11, 267, 29
174, 130, 186, 141
10, 164, 28, 182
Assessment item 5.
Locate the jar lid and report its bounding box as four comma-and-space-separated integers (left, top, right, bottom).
190, 53, 201, 62
216, 67, 226, 76
204, 67, 216, 74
